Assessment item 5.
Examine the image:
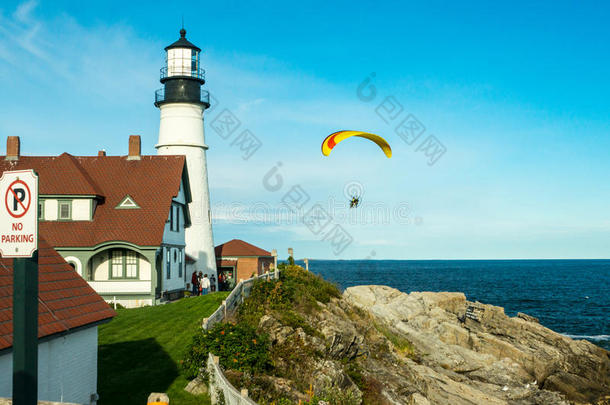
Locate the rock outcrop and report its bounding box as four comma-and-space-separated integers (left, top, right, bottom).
342, 286, 610, 405
232, 268, 610, 404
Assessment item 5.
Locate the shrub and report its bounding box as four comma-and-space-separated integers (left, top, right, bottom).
181, 322, 271, 379
237, 265, 341, 329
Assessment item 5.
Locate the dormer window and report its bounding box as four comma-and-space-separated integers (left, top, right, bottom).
58, 200, 71, 220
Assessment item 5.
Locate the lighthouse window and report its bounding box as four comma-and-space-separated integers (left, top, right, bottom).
191, 51, 198, 73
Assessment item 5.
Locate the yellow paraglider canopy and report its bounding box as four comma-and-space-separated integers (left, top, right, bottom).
321, 130, 392, 158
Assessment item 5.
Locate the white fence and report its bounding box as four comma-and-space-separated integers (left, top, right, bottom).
207, 354, 257, 405
202, 271, 278, 330
202, 271, 279, 405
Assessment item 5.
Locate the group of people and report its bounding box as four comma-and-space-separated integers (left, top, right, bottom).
217, 271, 235, 292
190, 271, 216, 296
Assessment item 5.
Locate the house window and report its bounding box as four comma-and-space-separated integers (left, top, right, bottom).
38, 200, 44, 220
173, 205, 177, 231
110, 249, 139, 279
166, 249, 171, 279
125, 251, 137, 278
58, 200, 71, 220
111, 250, 123, 278
178, 249, 183, 278
170, 204, 180, 232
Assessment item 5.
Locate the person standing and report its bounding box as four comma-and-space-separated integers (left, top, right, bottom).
201, 274, 211, 295
191, 271, 199, 296
218, 272, 225, 291
198, 271, 203, 296
210, 275, 216, 292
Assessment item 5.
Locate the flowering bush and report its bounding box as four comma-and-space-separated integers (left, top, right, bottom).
181, 322, 270, 379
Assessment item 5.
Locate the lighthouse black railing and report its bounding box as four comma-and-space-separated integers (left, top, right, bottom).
154, 88, 210, 107
160, 66, 205, 81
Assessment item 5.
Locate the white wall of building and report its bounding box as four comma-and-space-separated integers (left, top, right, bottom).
88, 281, 151, 294
72, 199, 90, 220
43, 199, 57, 220
0, 327, 99, 405
157, 103, 217, 280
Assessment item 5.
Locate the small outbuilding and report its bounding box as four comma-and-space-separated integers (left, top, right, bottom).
0, 239, 116, 404
214, 239, 274, 290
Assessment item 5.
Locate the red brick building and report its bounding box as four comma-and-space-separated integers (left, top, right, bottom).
214, 239, 274, 290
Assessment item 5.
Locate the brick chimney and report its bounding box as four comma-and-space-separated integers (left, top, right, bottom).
5, 136, 20, 161
98, 149, 106, 157
127, 135, 141, 160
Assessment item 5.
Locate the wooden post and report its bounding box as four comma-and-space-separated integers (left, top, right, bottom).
271, 249, 278, 279
12, 251, 38, 405
222, 300, 227, 320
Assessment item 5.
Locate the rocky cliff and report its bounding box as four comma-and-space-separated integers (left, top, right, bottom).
340, 285, 610, 404
255, 285, 609, 404
194, 267, 609, 404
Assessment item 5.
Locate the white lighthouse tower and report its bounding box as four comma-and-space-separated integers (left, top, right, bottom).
155, 28, 216, 280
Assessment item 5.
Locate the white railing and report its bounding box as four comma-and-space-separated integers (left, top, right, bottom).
202, 270, 279, 405
207, 354, 257, 405
202, 271, 278, 330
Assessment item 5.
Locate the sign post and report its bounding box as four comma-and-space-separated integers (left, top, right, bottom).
0, 169, 39, 405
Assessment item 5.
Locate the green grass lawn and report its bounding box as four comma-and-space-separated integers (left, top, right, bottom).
98, 292, 228, 405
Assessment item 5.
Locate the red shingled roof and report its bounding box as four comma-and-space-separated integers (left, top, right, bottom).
0, 239, 116, 351
0, 154, 189, 247
215, 239, 271, 257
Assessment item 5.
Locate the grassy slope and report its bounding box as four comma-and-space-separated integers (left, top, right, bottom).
98, 292, 228, 405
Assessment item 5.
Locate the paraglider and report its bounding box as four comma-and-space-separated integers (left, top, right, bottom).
349, 195, 361, 208
321, 130, 392, 158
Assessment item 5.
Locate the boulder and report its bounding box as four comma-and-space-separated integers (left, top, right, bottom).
343, 285, 610, 404
184, 376, 208, 395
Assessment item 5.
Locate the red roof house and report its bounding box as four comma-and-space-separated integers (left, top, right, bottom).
214, 239, 274, 290
0, 239, 115, 403
1, 135, 193, 307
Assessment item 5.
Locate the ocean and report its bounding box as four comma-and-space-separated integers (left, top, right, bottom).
295, 259, 610, 350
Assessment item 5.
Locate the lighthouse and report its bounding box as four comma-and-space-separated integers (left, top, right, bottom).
155, 28, 216, 281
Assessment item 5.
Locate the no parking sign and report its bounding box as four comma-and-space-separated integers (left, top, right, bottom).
0, 169, 38, 258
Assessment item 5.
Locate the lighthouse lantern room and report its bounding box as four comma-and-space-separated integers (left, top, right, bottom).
155, 28, 216, 283
155, 28, 210, 107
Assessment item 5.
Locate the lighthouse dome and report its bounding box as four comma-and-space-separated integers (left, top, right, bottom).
165, 28, 201, 52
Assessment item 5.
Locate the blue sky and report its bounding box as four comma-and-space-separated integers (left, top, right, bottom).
1, 1, 609, 259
